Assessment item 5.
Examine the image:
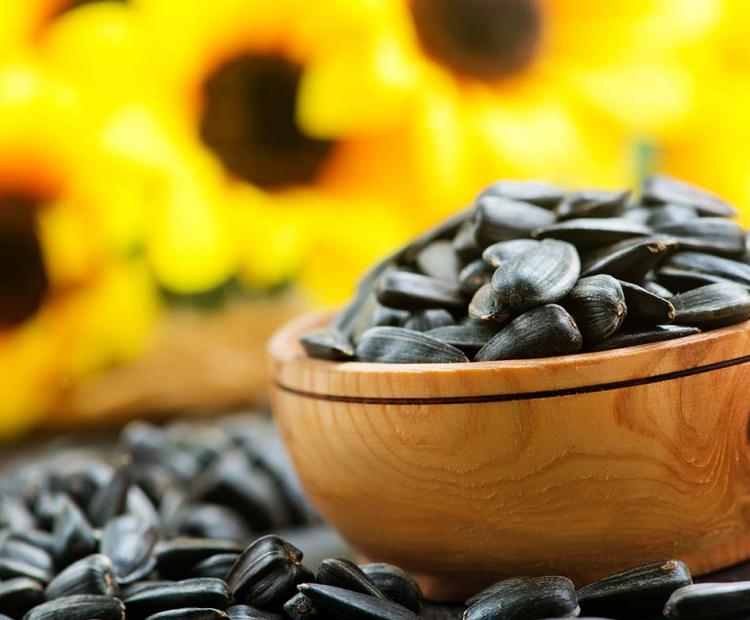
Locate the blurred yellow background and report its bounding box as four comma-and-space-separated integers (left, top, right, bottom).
0, 0, 748, 433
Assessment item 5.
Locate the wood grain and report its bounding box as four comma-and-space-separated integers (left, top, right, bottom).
269, 311, 750, 601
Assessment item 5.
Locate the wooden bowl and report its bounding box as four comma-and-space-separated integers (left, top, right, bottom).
269, 311, 750, 601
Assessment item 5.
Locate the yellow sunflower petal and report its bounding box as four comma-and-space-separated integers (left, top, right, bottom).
0, 60, 158, 435
298, 35, 416, 137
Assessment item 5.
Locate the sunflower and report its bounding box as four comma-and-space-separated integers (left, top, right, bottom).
651, 1, 750, 224
0, 59, 157, 434
296, 0, 721, 212
36, 0, 416, 304
0, 0, 131, 48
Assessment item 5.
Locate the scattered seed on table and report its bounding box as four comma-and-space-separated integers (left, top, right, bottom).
577, 559, 692, 619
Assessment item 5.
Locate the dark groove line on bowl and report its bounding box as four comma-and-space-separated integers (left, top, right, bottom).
274, 353, 750, 405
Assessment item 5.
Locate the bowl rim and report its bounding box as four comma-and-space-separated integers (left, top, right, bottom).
269, 310, 750, 402
270, 308, 750, 371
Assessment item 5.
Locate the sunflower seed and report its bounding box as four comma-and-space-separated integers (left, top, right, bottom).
556, 189, 630, 220
226, 535, 313, 610
426, 322, 499, 356
653, 218, 745, 257
375, 271, 466, 310
123, 578, 231, 618
297, 583, 418, 620
532, 218, 651, 247
226, 604, 284, 620
283, 592, 320, 619
672, 282, 750, 328
54, 458, 113, 509
474, 195, 556, 244
127, 484, 161, 527
643, 280, 673, 298
22, 594, 125, 620
581, 237, 676, 281
155, 538, 242, 581
587, 325, 700, 351
0, 578, 43, 617
481, 239, 539, 268
120, 422, 166, 464
399, 208, 473, 265
371, 305, 409, 328
463, 576, 579, 620
578, 559, 691, 619
468, 284, 512, 323
481, 180, 565, 208
361, 563, 423, 614
0, 537, 53, 583
491, 239, 580, 311
51, 498, 97, 568
145, 609, 229, 620
31, 490, 67, 530
663, 251, 750, 287
121, 580, 175, 598
0, 496, 35, 531
332, 290, 378, 343
317, 558, 386, 600
10, 530, 56, 557
657, 267, 731, 293
618, 280, 676, 324
356, 327, 469, 363
646, 203, 699, 227
458, 260, 494, 295
44, 554, 116, 599
453, 220, 481, 263
299, 329, 354, 361
416, 240, 460, 282
101, 514, 157, 585
88, 461, 133, 528
475, 304, 582, 361
642, 173, 737, 217
191, 553, 240, 580
562, 275, 626, 343
190, 451, 290, 532
0, 556, 51, 584
403, 309, 455, 332
663, 582, 750, 619
621, 206, 653, 225
465, 577, 528, 606
0, 535, 53, 572
177, 504, 250, 544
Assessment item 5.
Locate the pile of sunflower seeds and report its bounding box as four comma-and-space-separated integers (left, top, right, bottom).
0, 416, 327, 619
301, 174, 750, 363
0, 416, 749, 618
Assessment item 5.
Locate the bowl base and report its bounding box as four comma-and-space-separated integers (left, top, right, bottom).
360, 530, 750, 603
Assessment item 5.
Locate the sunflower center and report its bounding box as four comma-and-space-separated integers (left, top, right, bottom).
410, 0, 542, 80
199, 54, 335, 190
0, 196, 49, 329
